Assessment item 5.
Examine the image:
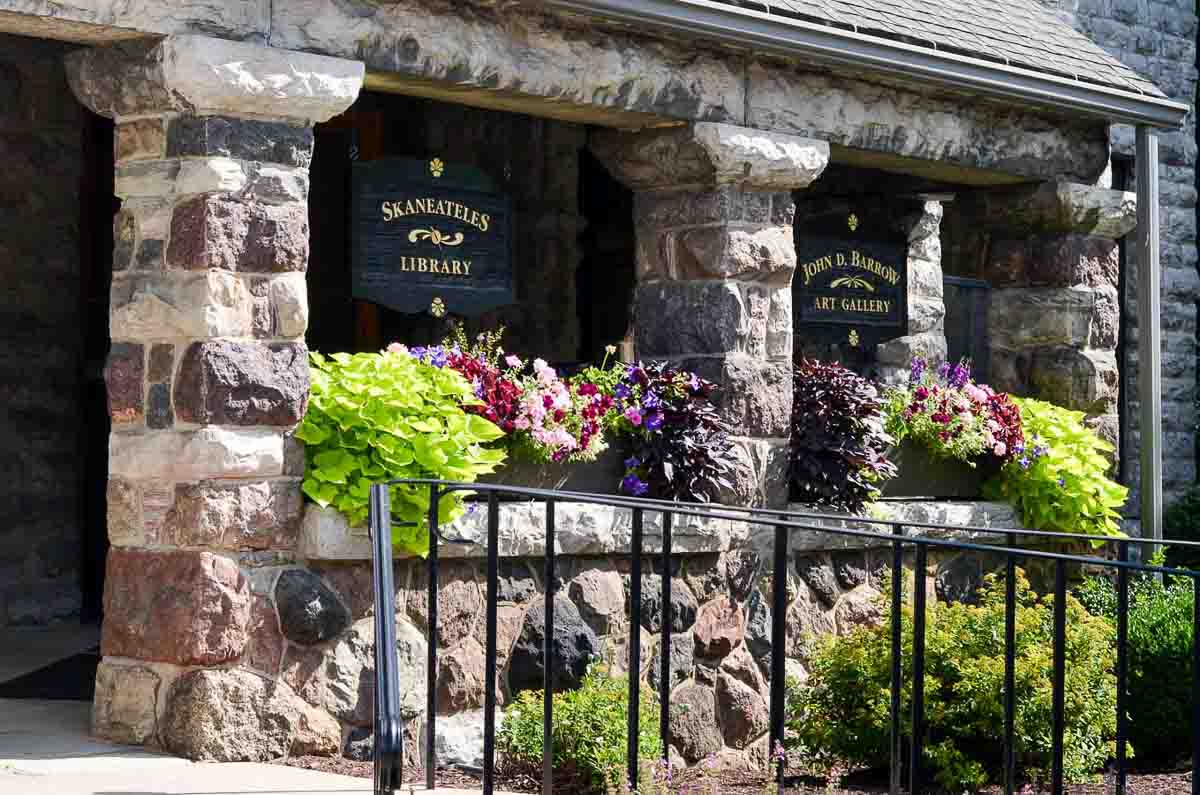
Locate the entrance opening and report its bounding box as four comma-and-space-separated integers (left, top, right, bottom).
0, 34, 112, 702
308, 92, 635, 368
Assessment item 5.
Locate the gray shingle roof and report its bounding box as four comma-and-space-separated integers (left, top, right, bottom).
716, 0, 1167, 99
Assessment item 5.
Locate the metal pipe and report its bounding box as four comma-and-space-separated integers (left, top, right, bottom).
542, 499, 556, 795
889, 527, 904, 795
769, 525, 788, 788
540, 0, 1189, 129
1136, 125, 1164, 551
909, 544, 927, 794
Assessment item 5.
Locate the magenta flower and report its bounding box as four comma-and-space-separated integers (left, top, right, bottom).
625, 407, 643, 426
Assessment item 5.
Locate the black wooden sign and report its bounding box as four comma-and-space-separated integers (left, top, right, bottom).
351, 157, 514, 316
794, 204, 907, 348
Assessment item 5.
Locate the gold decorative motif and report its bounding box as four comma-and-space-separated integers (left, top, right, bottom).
429, 158, 445, 178
848, 329, 860, 347
408, 227, 465, 247
829, 275, 875, 292
430, 297, 446, 318
848, 213, 859, 232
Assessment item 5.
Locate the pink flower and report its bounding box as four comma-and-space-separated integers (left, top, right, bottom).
625, 407, 643, 426
505, 354, 523, 368
386, 343, 408, 354
994, 442, 1007, 456
965, 384, 988, 404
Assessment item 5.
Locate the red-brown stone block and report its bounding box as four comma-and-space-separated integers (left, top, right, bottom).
104, 342, 144, 426
173, 340, 308, 426
166, 194, 307, 273
101, 548, 250, 665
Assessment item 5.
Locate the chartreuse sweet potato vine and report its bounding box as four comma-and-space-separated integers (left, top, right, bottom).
296, 350, 506, 555
983, 397, 1127, 538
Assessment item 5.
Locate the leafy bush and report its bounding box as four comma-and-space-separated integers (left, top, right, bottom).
789, 358, 896, 513
1164, 487, 1200, 569
613, 361, 735, 502
983, 397, 1128, 538
296, 350, 506, 555
498, 663, 662, 794
1077, 572, 1195, 764
787, 571, 1117, 791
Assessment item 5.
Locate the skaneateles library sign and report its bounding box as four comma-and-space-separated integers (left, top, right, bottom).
351, 157, 514, 317
794, 205, 907, 347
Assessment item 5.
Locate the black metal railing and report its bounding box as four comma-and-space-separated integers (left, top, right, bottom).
367, 480, 1200, 795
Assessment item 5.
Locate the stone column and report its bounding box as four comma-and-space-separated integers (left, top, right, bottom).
591, 124, 829, 507
958, 181, 1136, 457
65, 36, 362, 754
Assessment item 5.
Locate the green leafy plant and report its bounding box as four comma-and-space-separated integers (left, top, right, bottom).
1077, 571, 1194, 764
787, 571, 1117, 791
790, 358, 897, 513
498, 663, 662, 794
296, 350, 506, 555
983, 397, 1128, 538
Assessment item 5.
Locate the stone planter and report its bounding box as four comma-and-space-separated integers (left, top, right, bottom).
476, 442, 627, 496
881, 440, 999, 500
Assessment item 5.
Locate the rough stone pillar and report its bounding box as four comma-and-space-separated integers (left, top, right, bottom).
591, 124, 829, 507
956, 181, 1137, 457
65, 36, 362, 753
876, 200, 946, 383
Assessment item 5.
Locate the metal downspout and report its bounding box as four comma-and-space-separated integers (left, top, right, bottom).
1136, 125, 1163, 549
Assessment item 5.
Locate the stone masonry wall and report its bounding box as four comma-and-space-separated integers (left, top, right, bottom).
1046, 0, 1200, 500
0, 34, 87, 626
94, 497, 1015, 769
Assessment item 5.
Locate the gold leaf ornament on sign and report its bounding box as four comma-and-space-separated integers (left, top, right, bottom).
430, 297, 446, 318
829, 274, 875, 291
408, 227, 465, 247
848, 213, 859, 231
848, 329, 860, 347
429, 158, 445, 178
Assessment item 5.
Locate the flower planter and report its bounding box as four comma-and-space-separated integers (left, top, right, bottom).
881, 439, 1000, 500
476, 442, 627, 496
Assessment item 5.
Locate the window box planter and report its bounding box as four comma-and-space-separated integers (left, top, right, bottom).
476, 442, 627, 496
881, 439, 1000, 500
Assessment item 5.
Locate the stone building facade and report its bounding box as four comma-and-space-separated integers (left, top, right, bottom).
0, 0, 1193, 775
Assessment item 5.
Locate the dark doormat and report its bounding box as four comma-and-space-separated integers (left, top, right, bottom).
0, 651, 100, 701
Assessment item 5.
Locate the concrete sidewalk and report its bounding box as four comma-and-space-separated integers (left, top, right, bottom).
0, 699, 495, 795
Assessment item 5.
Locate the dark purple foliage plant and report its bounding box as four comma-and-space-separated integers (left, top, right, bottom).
789, 358, 897, 513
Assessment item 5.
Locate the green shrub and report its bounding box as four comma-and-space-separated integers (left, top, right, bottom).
296, 350, 506, 555
787, 571, 1117, 791
1077, 572, 1195, 764
1164, 487, 1200, 569
983, 397, 1127, 538
498, 663, 662, 794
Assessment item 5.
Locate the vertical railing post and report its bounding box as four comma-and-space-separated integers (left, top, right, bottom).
1191, 572, 1200, 795
483, 490, 500, 795
369, 483, 403, 795
769, 524, 788, 788
660, 510, 672, 762
1116, 540, 1130, 795
1003, 548, 1017, 795
889, 526, 904, 795
425, 483, 440, 790
542, 498, 556, 795
1051, 558, 1067, 795
627, 507, 644, 791
909, 542, 927, 795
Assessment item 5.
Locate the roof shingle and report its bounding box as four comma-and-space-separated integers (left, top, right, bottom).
714, 0, 1166, 99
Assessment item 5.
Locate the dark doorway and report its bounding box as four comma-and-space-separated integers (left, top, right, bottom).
79, 110, 114, 625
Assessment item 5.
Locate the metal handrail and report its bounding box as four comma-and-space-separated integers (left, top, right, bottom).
368, 480, 1200, 795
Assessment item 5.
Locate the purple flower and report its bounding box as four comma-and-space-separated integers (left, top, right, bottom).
1018, 456, 1031, 470
644, 411, 664, 431
614, 382, 632, 399
1032, 444, 1049, 459
621, 473, 649, 496
937, 361, 952, 380
948, 361, 970, 389
624, 456, 640, 469
688, 373, 702, 391
1057, 477, 1066, 487
909, 356, 926, 384
643, 391, 661, 410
